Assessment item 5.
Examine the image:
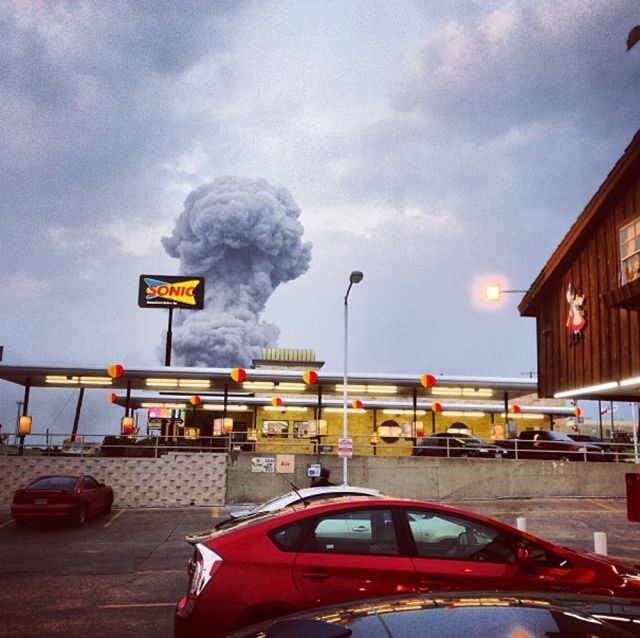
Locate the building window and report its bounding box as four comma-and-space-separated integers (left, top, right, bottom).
620, 218, 640, 284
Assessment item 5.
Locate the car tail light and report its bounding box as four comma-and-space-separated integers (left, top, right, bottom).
187, 544, 222, 598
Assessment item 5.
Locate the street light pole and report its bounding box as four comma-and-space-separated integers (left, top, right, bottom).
343, 270, 363, 485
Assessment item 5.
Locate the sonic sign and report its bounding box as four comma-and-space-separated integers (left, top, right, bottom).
138, 275, 205, 310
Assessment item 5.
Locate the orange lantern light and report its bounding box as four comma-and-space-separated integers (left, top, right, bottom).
271, 396, 283, 407
224, 419, 234, 434
420, 374, 436, 388
107, 393, 117, 403
415, 421, 425, 438
18, 415, 32, 435
431, 402, 442, 413
230, 368, 247, 382
107, 364, 124, 379
574, 406, 582, 417
302, 370, 319, 384
121, 416, 134, 436
352, 399, 363, 409
189, 395, 201, 406
512, 404, 522, 414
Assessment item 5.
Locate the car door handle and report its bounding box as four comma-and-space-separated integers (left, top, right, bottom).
302, 568, 331, 582
352, 526, 368, 532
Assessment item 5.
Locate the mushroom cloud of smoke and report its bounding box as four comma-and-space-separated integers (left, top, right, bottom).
162, 176, 312, 367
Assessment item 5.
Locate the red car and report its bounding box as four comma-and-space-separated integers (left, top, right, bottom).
174, 497, 640, 638
11, 474, 114, 527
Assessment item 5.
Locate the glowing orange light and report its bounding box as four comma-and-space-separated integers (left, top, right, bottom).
107, 393, 117, 403
107, 364, 124, 379
431, 402, 442, 413
230, 368, 247, 382
121, 416, 134, 435
415, 422, 424, 437
271, 397, 283, 407
352, 400, 363, 409
189, 395, 201, 406
420, 374, 436, 388
302, 370, 318, 384
574, 406, 582, 417
512, 404, 522, 414
18, 416, 32, 435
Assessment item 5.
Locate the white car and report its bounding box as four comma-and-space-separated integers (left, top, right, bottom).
228, 485, 383, 520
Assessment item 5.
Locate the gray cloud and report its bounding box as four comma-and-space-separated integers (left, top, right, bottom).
162, 176, 312, 367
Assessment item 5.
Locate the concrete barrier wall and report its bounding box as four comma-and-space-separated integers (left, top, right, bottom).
0, 453, 227, 509
0, 453, 634, 510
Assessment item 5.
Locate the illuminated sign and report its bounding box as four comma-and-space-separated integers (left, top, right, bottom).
147, 407, 184, 424
138, 275, 205, 309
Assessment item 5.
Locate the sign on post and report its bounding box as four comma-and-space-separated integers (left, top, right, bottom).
338, 437, 353, 458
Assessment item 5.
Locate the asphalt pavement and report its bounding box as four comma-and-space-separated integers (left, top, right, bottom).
0, 497, 637, 638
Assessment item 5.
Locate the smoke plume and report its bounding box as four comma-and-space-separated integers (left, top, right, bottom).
162, 176, 312, 367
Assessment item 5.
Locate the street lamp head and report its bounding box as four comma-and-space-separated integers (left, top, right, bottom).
350, 271, 364, 284
484, 284, 502, 301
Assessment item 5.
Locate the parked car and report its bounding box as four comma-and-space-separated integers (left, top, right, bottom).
495, 429, 608, 461
11, 474, 114, 527
413, 432, 504, 458
215, 485, 383, 531
569, 434, 619, 461
174, 497, 640, 638
226, 591, 640, 638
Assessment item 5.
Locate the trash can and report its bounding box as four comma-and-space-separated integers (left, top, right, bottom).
625, 473, 640, 522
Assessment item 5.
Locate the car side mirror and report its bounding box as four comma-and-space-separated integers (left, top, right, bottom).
517, 546, 533, 564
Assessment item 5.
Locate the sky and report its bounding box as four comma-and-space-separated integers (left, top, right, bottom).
0, 0, 638, 437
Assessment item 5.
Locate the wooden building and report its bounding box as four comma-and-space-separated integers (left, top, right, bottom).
519, 129, 640, 402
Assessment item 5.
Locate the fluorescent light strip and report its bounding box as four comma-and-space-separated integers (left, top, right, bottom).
243, 382, 275, 390
146, 378, 179, 387
554, 381, 619, 398
334, 385, 398, 394
620, 376, 640, 388
382, 409, 427, 416
140, 402, 187, 409
178, 380, 211, 388
46, 376, 78, 384
323, 407, 367, 414
277, 383, 307, 391
263, 406, 309, 413
202, 405, 249, 411
442, 411, 486, 418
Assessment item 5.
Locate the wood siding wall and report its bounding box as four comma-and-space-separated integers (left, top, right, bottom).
537, 175, 640, 398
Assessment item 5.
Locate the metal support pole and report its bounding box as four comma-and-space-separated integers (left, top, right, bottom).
165, 307, 174, 366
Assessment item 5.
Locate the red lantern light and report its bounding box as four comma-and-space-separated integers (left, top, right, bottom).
18, 416, 32, 435
189, 395, 201, 406
121, 416, 134, 435
574, 406, 582, 417
302, 370, 319, 384
230, 368, 247, 382
271, 396, 283, 407
352, 400, 363, 409
512, 404, 522, 414
107, 393, 117, 403
420, 374, 436, 388
431, 402, 442, 413
107, 364, 124, 379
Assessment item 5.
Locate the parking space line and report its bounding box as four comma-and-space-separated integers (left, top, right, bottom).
0, 519, 15, 529
104, 509, 126, 528
99, 602, 176, 609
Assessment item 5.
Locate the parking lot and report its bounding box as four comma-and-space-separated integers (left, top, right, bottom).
0, 497, 638, 638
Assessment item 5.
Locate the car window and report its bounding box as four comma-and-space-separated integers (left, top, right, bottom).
406, 510, 518, 562
303, 508, 399, 556
27, 476, 77, 491
82, 476, 99, 490
405, 509, 568, 566
270, 521, 307, 551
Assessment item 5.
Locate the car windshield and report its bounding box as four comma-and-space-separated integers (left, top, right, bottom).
27, 476, 77, 491
547, 432, 574, 442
